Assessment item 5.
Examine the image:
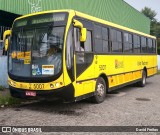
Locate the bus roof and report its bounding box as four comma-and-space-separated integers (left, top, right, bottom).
15, 9, 156, 39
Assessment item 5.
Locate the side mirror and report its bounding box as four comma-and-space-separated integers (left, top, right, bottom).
3, 30, 11, 51
73, 19, 87, 42
3, 30, 11, 41
5, 39, 9, 51
80, 28, 87, 42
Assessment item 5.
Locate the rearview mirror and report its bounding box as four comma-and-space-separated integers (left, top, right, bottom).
3, 30, 11, 51
5, 39, 9, 51
80, 28, 87, 42
73, 19, 87, 42
3, 30, 11, 41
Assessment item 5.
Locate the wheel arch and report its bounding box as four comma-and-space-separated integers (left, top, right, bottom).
143, 66, 147, 78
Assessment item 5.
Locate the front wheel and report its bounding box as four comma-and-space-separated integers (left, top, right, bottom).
91, 77, 106, 104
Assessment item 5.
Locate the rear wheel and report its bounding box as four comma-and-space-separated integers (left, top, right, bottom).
91, 77, 106, 103
137, 70, 146, 87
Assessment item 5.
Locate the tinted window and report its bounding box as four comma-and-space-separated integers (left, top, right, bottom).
148, 38, 152, 53
124, 33, 133, 53
124, 33, 129, 43
141, 37, 147, 53
102, 27, 108, 40
95, 39, 103, 53
117, 31, 122, 42
112, 42, 119, 52
111, 29, 117, 41
84, 31, 92, 52
102, 27, 110, 53
134, 35, 140, 53
153, 40, 156, 53
111, 29, 122, 53
94, 25, 102, 39
103, 40, 109, 52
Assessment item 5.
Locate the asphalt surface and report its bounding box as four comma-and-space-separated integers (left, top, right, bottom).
0, 75, 160, 135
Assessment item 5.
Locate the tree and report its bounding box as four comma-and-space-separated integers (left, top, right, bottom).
141, 7, 160, 54
141, 7, 158, 36
141, 7, 157, 22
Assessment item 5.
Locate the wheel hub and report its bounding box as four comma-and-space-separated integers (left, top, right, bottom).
97, 83, 104, 97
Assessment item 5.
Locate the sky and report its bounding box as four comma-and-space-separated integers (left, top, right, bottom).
123, 0, 160, 21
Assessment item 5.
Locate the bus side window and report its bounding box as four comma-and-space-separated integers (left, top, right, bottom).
152, 40, 156, 53
148, 38, 152, 53
141, 37, 147, 53
74, 28, 84, 63
74, 28, 84, 52
84, 31, 92, 52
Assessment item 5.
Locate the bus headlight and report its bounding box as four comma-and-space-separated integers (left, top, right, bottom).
10, 81, 16, 87
55, 83, 60, 87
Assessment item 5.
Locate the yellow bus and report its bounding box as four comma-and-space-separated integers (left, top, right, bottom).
3, 10, 157, 103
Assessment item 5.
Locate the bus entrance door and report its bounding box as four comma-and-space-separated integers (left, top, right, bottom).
74, 27, 95, 98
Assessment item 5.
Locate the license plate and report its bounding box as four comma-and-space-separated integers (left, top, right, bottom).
26, 91, 36, 97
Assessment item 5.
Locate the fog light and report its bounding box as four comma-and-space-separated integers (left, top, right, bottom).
50, 84, 54, 88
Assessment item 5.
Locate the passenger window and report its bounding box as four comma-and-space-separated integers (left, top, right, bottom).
102, 27, 109, 53
134, 35, 140, 53
152, 40, 156, 53
102, 27, 108, 40
95, 39, 103, 53
111, 29, 122, 53
94, 25, 103, 53
148, 38, 152, 53
141, 37, 147, 53
74, 28, 81, 52
124, 33, 133, 53
84, 31, 92, 52
94, 25, 102, 39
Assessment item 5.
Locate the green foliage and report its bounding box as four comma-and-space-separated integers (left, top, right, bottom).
141, 7, 157, 21
0, 86, 5, 91
157, 70, 160, 75
0, 95, 21, 106
141, 7, 160, 49
158, 38, 160, 46
0, 89, 21, 107
158, 48, 160, 55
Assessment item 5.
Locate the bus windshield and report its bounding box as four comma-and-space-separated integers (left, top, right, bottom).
9, 26, 64, 77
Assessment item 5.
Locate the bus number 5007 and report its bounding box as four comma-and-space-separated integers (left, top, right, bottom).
33, 84, 44, 89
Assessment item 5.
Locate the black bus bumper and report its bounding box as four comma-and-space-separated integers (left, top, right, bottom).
9, 84, 75, 102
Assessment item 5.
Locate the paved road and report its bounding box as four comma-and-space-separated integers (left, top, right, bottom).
0, 75, 160, 134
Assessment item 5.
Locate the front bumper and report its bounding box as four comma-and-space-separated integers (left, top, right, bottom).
9, 83, 74, 102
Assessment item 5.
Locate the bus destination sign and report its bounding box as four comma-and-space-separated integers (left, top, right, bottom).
31, 14, 66, 24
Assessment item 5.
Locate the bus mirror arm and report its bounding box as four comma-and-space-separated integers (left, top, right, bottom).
73, 19, 86, 42
3, 30, 11, 51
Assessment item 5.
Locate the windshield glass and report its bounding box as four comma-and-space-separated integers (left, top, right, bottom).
9, 27, 64, 77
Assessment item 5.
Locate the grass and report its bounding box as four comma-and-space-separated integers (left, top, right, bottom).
0, 85, 5, 91
0, 95, 21, 107
0, 89, 21, 107
157, 70, 160, 75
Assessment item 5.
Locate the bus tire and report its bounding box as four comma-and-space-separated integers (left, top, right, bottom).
137, 70, 146, 87
91, 77, 106, 104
